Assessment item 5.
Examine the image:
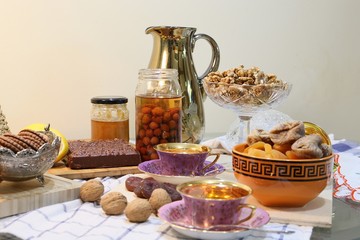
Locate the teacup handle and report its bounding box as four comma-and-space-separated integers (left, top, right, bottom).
236, 204, 257, 224
201, 152, 220, 174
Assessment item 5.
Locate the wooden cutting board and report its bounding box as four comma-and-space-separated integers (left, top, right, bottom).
47, 161, 141, 179
0, 174, 81, 218
114, 171, 333, 228
218, 162, 333, 228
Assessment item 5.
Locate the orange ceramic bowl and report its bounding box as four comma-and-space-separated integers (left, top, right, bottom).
232, 143, 333, 207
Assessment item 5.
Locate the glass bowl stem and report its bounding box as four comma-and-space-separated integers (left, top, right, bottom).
226, 115, 252, 149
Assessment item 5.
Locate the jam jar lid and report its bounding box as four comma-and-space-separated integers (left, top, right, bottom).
91, 96, 128, 104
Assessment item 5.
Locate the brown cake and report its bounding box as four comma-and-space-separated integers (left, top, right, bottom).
67, 139, 141, 169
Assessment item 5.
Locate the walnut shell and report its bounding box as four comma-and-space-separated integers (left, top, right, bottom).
149, 188, 172, 213
124, 198, 153, 223
79, 179, 104, 202
100, 192, 127, 215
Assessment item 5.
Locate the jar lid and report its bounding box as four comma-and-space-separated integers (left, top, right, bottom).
91, 96, 128, 104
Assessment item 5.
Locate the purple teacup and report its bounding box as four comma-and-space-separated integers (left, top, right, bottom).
176, 179, 256, 228
154, 143, 220, 176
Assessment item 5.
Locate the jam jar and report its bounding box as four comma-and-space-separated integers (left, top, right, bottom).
135, 69, 182, 161
91, 96, 129, 141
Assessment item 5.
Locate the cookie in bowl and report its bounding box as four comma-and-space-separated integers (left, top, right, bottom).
0, 127, 60, 185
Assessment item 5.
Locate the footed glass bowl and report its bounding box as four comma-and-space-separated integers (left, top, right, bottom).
203, 79, 292, 148
0, 132, 60, 185
203, 81, 292, 114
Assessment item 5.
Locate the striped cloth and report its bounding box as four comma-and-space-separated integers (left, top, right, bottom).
0, 175, 312, 240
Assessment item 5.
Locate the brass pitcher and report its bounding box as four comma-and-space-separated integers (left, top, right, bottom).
146, 26, 220, 143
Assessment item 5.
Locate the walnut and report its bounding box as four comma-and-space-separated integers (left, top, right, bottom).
124, 198, 153, 223
100, 192, 127, 215
149, 188, 172, 213
79, 179, 104, 202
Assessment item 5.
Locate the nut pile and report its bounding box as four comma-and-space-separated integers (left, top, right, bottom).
0, 129, 50, 153
203, 65, 289, 107
80, 177, 176, 223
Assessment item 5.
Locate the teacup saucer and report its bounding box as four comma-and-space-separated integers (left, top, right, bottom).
138, 159, 225, 185
158, 200, 270, 240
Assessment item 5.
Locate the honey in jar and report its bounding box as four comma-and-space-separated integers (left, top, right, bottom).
91, 96, 129, 141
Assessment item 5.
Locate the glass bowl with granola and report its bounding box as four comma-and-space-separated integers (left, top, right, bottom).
203, 65, 292, 147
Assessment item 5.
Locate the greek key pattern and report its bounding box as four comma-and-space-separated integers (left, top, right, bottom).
233, 155, 332, 181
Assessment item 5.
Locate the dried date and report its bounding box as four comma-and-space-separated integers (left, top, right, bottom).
125, 176, 143, 192
126, 177, 182, 201
162, 182, 182, 201
140, 178, 163, 199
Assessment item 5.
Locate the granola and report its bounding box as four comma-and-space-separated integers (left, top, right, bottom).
203, 65, 290, 108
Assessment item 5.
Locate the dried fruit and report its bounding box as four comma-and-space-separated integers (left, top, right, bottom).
125, 176, 143, 192
127, 177, 181, 201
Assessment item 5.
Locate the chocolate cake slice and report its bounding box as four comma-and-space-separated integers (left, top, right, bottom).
67, 139, 141, 169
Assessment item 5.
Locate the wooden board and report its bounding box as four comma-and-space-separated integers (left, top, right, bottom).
116, 172, 333, 228
47, 161, 141, 179
217, 156, 333, 228
114, 153, 333, 228
0, 174, 81, 218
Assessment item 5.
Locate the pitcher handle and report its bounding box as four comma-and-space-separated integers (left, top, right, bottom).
192, 34, 220, 80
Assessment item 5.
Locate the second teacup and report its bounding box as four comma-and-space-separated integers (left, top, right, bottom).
177, 179, 256, 228
154, 143, 220, 176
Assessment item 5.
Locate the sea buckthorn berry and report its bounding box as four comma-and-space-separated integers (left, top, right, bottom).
143, 136, 150, 146
149, 121, 159, 130
150, 136, 159, 145
163, 112, 171, 122
142, 114, 151, 124
141, 107, 152, 114
153, 128, 161, 137
168, 120, 177, 129
172, 112, 180, 121
145, 129, 153, 138
152, 107, 165, 116
138, 129, 146, 138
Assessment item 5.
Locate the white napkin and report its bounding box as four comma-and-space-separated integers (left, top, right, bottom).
202, 135, 232, 154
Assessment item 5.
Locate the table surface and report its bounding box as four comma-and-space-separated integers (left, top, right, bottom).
1, 135, 360, 240
312, 198, 360, 240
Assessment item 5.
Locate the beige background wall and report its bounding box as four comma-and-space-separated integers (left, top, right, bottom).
1, 0, 359, 142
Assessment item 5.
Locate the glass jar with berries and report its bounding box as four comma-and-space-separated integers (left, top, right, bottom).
135, 69, 182, 161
